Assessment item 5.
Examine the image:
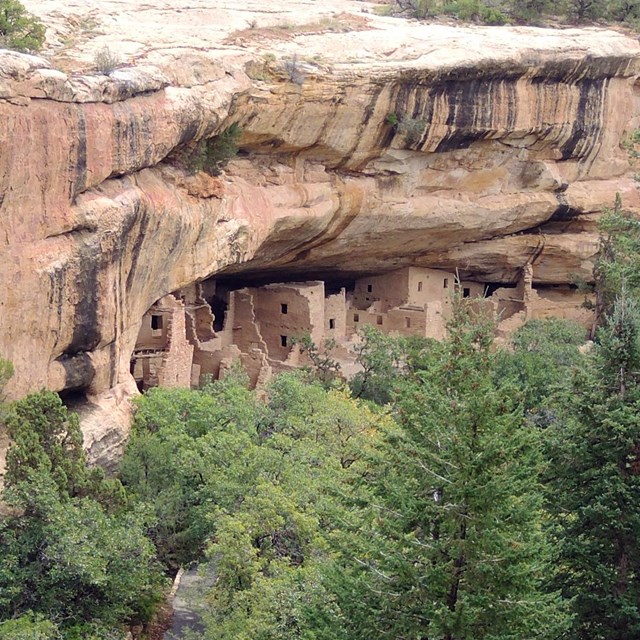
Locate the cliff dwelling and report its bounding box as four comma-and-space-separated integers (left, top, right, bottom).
130, 265, 593, 391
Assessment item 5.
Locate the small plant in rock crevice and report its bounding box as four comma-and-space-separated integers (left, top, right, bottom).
176, 123, 243, 177
283, 54, 305, 86
93, 45, 121, 74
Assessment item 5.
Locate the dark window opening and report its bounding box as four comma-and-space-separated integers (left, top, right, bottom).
280, 335, 288, 347
151, 315, 163, 331
417, 282, 423, 292
354, 313, 359, 322
210, 288, 230, 332
463, 287, 471, 298
281, 303, 288, 314
443, 278, 449, 289
377, 315, 383, 325
405, 317, 411, 328
329, 318, 335, 329
367, 284, 373, 293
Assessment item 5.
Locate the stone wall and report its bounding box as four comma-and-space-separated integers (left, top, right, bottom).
252, 282, 325, 360
325, 289, 347, 339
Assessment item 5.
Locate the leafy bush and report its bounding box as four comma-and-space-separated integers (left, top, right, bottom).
0, 0, 45, 52
397, 115, 426, 146
0, 391, 165, 634
0, 614, 60, 640
180, 123, 243, 177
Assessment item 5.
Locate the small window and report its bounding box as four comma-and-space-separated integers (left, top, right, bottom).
443, 278, 449, 289
367, 284, 373, 293
329, 318, 335, 329
280, 335, 288, 347
280, 303, 288, 314
376, 315, 383, 325
463, 287, 471, 298
151, 315, 163, 331
353, 313, 360, 323
405, 317, 411, 328
417, 281, 423, 292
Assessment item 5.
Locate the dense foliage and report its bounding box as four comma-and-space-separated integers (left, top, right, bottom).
390, 0, 640, 25
0, 0, 45, 52
0, 392, 165, 639
2, 204, 640, 638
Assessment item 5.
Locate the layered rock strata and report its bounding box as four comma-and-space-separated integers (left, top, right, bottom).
2, 1, 640, 462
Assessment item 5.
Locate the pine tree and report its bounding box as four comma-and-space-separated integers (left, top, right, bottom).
550, 293, 640, 640
338, 301, 569, 640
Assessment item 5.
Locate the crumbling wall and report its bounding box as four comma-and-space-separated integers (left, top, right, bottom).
231, 290, 269, 355
253, 282, 325, 360
156, 295, 194, 388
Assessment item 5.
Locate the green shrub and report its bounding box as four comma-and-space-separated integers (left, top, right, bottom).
480, 5, 508, 23
0, 614, 60, 640
397, 115, 426, 146
0, 0, 45, 52
183, 123, 243, 177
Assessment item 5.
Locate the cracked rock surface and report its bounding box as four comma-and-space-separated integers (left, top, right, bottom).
2, 0, 640, 464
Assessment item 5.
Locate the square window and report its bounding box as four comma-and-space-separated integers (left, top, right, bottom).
329, 318, 335, 329
367, 284, 373, 293
280, 335, 288, 347
354, 313, 359, 323
463, 287, 471, 298
151, 315, 163, 331
281, 303, 288, 314
376, 315, 383, 325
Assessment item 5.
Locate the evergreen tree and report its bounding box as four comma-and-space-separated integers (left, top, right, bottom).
591, 195, 640, 330
0, 0, 45, 52
549, 293, 640, 640
337, 302, 569, 640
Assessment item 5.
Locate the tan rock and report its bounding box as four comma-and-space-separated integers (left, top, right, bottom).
1, 0, 639, 464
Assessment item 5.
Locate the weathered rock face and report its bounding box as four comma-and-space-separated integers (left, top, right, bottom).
2, 0, 640, 463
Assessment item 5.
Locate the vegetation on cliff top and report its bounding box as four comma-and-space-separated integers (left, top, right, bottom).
0, 0, 45, 52
388, 0, 640, 26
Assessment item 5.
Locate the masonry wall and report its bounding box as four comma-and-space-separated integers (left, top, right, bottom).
156, 296, 194, 388
352, 270, 409, 311
406, 267, 456, 307
231, 290, 269, 354
254, 282, 325, 360
324, 289, 347, 339
459, 280, 485, 299
136, 310, 170, 349
530, 286, 593, 329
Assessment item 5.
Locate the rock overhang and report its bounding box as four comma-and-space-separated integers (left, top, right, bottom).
1, 0, 640, 464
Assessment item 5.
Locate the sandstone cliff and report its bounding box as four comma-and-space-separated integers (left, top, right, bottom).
1, 0, 640, 464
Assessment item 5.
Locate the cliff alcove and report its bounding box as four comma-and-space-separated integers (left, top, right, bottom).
2, 0, 640, 465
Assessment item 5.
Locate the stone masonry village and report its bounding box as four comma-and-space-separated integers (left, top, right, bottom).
131, 265, 592, 391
